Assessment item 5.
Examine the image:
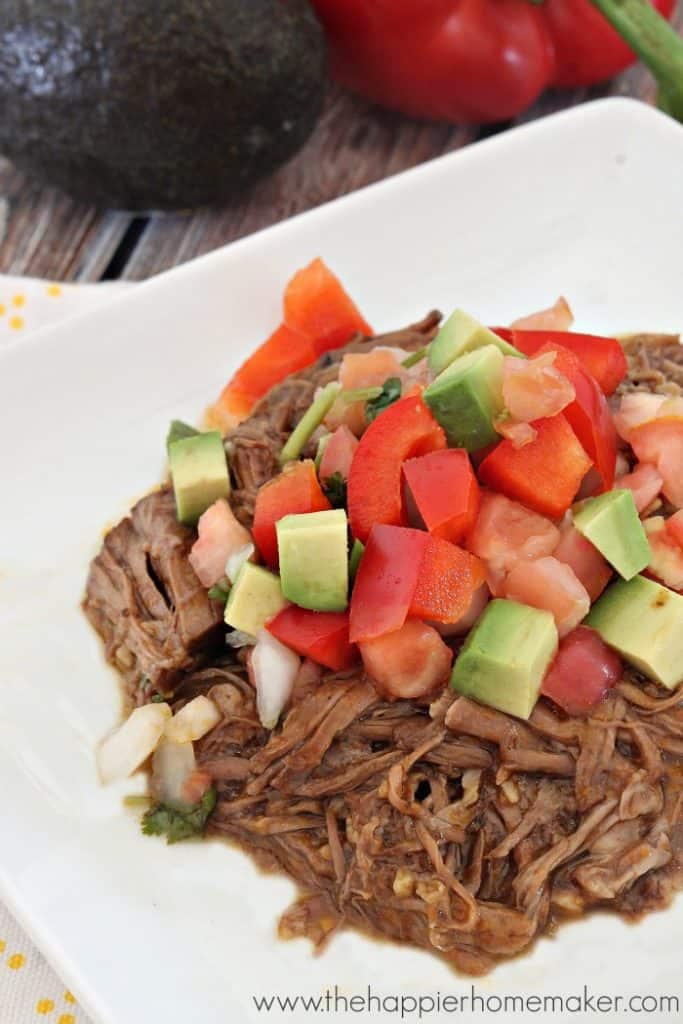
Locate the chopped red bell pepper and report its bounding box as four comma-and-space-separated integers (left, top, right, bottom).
347, 395, 446, 543
508, 330, 628, 396
478, 414, 592, 519
252, 460, 332, 569
266, 606, 356, 671
542, 625, 623, 717
536, 341, 617, 491
410, 536, 486, 624
402, 449, 480, 544
350, 525, 428, 643
284, 257, 372, 355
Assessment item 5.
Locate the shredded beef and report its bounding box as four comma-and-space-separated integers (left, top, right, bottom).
84, 322, 683, 973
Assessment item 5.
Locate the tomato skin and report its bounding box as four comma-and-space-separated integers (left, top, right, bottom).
310, 1, 675, 124
508, 330, 628, 396
553, 522, 612, 603
252, 460, 331, 569
350, 525, 429, 643
347, 396, 446, 544
319, 425, 358, 482
541, 626, 623, 716
402, 449, 480, 544
284, 258, 372, 354
359, 619, 453, 701
478, 415, 592, 519
266, 606, 356, 672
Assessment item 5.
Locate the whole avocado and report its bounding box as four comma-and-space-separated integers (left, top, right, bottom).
0, 0, 327, 210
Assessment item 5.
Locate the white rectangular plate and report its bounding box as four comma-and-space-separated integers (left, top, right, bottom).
1, 98, 682, 1024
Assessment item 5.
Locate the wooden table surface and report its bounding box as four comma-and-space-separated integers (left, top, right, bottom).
1, 8, 681, 284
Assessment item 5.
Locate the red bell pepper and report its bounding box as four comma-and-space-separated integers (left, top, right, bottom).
536, 341, 617, 491
347, 395, 446, 543
209, 259, 371, 431
252, 460, 332, 569
350, 525, 429, 642
410, 536, 486, 624
506, 330, 628, 397
478, 414, 592, 519
266, 606, 356, 671
310, 0, 677, 124
284, 258, 372, 355
403, 449, 480, 544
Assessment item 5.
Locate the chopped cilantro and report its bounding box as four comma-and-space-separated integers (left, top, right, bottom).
323, 471, 347, 508
141, 786, 217, 845
208, 581, 231, 604
366, 377, 402, 422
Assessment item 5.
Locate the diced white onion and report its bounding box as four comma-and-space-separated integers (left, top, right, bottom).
251, 629, 301, 729
225, 542, 255, 584
164, 695, 221, 744
151, 741, 197, 805
97, 702, 171, 784
225, 630, 256, 649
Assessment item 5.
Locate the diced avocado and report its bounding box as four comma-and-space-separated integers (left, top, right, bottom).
166, 419, 199, 453
573, 490, 649, 580
277, 508, 349, 612
428, 309, 522, 376
450, 599, 558, 720
224, 562, 287, 637
423, 344, 504, 451
280, 381, 341, 465
585, 575, 683, 690
168, 431, 230, 525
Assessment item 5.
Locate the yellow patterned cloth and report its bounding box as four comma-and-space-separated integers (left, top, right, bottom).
1, 274, 127, 1024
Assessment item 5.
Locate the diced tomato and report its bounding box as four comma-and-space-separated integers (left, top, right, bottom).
510, 330, 628, 396
502, 556, 590, 637
252, 460, 331, 569
510, 296, 574, 332
347, 396, 446, 543
478, 415, 592, 519
349, 525, 429, 643
666, 510, 683, 550
542, 626, 623, 716
553, 521, 612, 603
410, 536, 486, 624
402, 449, 480, 543
359, 620, 452, 701
189, 498, 253, 587
266, 606, 356, 672
615, 462, 663, 515
284, 257, 372, 354
465, 491, 560, 576
501, 351, 575, 422
494, 418, 537, 448
630, 418, 683, 509
326, 348, 407, 436
181, 769, 214, 806
319, 424, 359, 482
208, 324, 316, 432
537, 342, 616, 491
643, 517, 683, 591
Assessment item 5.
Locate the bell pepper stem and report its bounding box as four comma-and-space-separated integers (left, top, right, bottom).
589, 0, 683, 119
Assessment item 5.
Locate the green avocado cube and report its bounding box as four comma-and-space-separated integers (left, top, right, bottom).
277, 508, 348, 612
585, 575, 683, 690
168, 431, 230, 525
573, 489, 649, 580
224, 562, 287, 637
450, 599, 558, 720
428, 309, 522, 376
423, 344, 504, 451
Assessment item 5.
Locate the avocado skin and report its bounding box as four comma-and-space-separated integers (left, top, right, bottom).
0, 1, 327, 210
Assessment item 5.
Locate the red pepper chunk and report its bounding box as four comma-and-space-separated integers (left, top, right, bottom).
284, 257, 372, 354
410, 536, 486, 624
348, 396, 446, 544
350, 525, 429, 643
252, 460, 331, 569
266, 606, 356, 672
478, 415, 592, 519
537, 341, 617, 491
510, 330, 628, 397
403, 449, 480, 544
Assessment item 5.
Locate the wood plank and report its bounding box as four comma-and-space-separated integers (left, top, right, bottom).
0, 160, 131, 281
